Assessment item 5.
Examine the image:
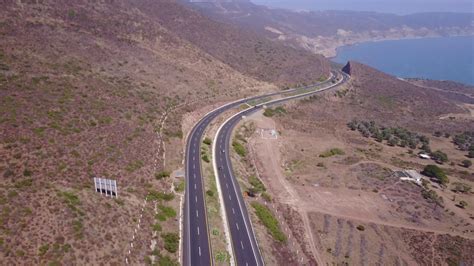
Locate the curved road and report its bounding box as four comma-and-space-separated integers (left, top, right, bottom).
183, 71, 345, 265
212, 71, 349, 266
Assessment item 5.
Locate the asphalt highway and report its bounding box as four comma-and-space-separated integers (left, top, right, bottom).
212, 71, 349, 266
183, 71, 344, 266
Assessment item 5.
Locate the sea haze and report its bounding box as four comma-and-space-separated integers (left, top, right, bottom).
333, 36, 474, 85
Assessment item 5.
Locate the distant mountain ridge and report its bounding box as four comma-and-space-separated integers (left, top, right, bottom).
184, 0, 474, 56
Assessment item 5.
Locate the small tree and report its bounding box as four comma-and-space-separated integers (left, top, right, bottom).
422, 165, 449, 185
431, 150, 448, 164
461, 160, 472, 168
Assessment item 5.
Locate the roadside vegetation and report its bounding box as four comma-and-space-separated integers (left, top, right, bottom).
247, 175, 266, 196
201, 144, 211, 163
232, 140, 246, 157
155, 170, 171, 180
251, 202, 286, 243
162, 232, 179, 253
263, 106, 286, 117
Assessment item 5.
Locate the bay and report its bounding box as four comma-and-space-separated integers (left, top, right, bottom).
333, 36, 474, 85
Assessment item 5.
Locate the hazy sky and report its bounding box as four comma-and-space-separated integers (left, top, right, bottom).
251, 0, 474, 14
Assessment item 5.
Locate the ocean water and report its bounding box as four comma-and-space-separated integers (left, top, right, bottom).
333, 36, 474, 85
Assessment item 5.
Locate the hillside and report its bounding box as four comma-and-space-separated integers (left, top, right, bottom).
234, 61, 474, 265
340, 61, 472, 133
0, 0, 330, 264
185, 0, 474, 56
135, 0, 331, 86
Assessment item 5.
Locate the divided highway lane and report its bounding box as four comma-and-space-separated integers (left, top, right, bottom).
213, 71, 349, 266
183, 72, 338, 266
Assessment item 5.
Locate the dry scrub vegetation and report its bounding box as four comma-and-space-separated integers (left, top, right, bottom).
242, 63, 474, 265
0, 0, 333, 264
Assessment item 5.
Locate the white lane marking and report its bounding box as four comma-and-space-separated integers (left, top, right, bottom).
228, 194, 232, 200
232, 208, 235, 214
226, 183, 229, 188
193, 164, 195, 169
193, 174, 196, 179
197, 226, 200, 235
199, 246, 202, 256
236, 223, 239, 230
195, 196, 198, 203
196, 210, 199, 217
193, 156, 195, 161
241, 241, 244, 250
194, 184, 197, 190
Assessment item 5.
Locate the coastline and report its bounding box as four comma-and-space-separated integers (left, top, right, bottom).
328, 35, 474, 86
327, 34, 474, 60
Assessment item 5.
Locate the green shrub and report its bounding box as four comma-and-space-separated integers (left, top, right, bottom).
202, 154, 210, 163
159, 205, 176, 218
422, 165, 449, 185
59, 191, 81, 206
249, 175, 266, 193
232, 141, 246, 157
451, 182, 471, 194
14, 178, 33, 189
203, 138, 212, 146
421, 189, 444, 206
155, 171, 171, 180
261, 192, 272, 202
156, 213, 167, 222
263, 106, 286, 117
251, 202, 286, 242
147, 190, 174, 201
152, 223, 162, 232
206, 190, 214, 197
162, 233, 179, 253
39, 244, 50, 256
72, 219, 83, 236
431, 150, 448, 164
319, 148, 345, 158
175, 181, 185, 192
158, 255, 178, 266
